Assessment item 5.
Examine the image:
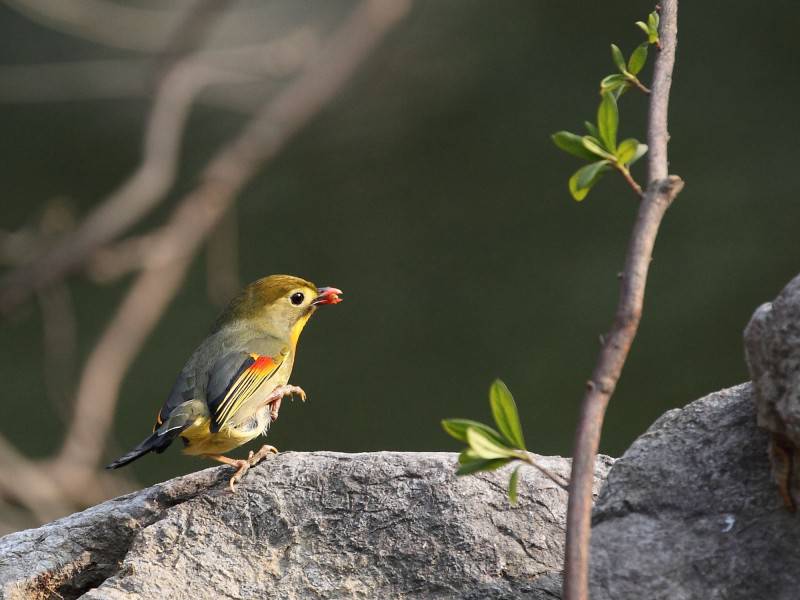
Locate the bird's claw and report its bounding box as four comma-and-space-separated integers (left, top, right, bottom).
228, 459, 251, 493
227, 445, 278, 492
266, 384, 307, 421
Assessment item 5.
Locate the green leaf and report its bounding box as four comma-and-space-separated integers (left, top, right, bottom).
584, 121, 599, 138
610, 44, 627, 73
600, 74, 627, 95
616, 139, 648, 166
466, 427, 519, 460
551, 131, 599, 161
456, 456, 509, 476
577, 160, 609, 188
616, 138, 639, 164
581, 136, 615, 160
648, 11, 659, 31
628, 43, 648, 75
458, 448, 479, 463
442, 419, 506, 446
568, 160, 610, 201
508, 465, 521, 504
647, 12, 660, 44
635, 21, 649, 36
630, 143, 648, 164
489, 379, 526, 449
597, 92, 618, 152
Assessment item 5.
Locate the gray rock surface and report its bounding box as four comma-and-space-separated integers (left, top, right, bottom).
589, 383, 800, 600
0, 451, 612, 599
744, 273, 800, 508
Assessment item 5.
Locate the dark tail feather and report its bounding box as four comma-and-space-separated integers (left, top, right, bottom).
106, 430, 178, 469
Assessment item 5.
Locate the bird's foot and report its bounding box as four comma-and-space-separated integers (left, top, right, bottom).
206, 451, 278, 493
228, 459, 251, 493
248, 444, 279, 467
265, 384, 307, 421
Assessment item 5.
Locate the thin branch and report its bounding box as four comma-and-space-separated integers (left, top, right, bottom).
627, 76, 651, 95
647, 4, 679, 182
521, 453, 570, 490
562, 3, 682, 600
49, 0, 412, 484
613, 164, 644, 197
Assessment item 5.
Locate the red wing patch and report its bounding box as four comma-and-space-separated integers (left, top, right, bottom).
212, 353, 280, 431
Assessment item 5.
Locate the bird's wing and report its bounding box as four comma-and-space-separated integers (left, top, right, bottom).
206, 351, 285, 432
154, 367, 198, 432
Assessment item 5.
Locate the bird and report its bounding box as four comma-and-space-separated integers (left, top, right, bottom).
106, 274, 342, 491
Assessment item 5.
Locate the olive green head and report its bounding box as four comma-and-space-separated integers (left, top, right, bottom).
214, 274, 342, 344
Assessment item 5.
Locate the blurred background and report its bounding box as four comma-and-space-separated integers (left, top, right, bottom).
0, 0, 797, 533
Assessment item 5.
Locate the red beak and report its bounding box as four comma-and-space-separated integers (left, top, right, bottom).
313, 286, 343, 306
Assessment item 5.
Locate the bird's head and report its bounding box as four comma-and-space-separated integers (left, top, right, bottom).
215, 274, 342, 347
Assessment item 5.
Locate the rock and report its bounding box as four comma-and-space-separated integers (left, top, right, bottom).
744, 273, 800, 509
0, 451, 612, 599
589, 383, 800, 600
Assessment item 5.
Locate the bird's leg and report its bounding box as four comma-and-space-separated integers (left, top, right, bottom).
264, 384, 307, 421
206, 454, 251, 493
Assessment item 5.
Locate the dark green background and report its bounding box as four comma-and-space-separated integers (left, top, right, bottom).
1, 1, 797, 487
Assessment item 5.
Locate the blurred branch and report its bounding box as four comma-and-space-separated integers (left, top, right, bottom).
206, 207, 241, 307
0, 30, 324, 316
37, 284, 77, 419
0, 434, 72, 523
154, 0, 237, 83
0, 0, 411, 529
45, 0, 412, 489
0, 31, 320, 106
4, 60, 243, 309
4, 0, 192, 52
562, 3, 683, 600
0, 66, 244, 314
0, 0, 234, 314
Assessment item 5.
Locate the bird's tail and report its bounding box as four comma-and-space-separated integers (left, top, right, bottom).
106, 430, 177, 469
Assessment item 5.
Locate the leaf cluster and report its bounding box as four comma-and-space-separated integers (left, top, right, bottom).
552, 93, 646, 201
441, 379, 527, 503
636, 11, 660, 46
601, 42, 649, 97
551, 11, 660, 201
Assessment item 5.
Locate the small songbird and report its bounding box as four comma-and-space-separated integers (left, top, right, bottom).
107, 274, 342, 491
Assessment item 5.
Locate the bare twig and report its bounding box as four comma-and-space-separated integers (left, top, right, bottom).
562, 3, 683, 599
521, 453, 570, 490
49, 0, 412, 486
613, 164, 644, 197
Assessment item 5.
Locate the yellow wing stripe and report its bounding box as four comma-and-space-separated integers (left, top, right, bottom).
217, 372, 259, 423
217, 371, 258, 424
214, 354, 280, 428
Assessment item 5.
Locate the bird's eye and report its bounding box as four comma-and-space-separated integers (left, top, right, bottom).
290, 292, 305, 306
